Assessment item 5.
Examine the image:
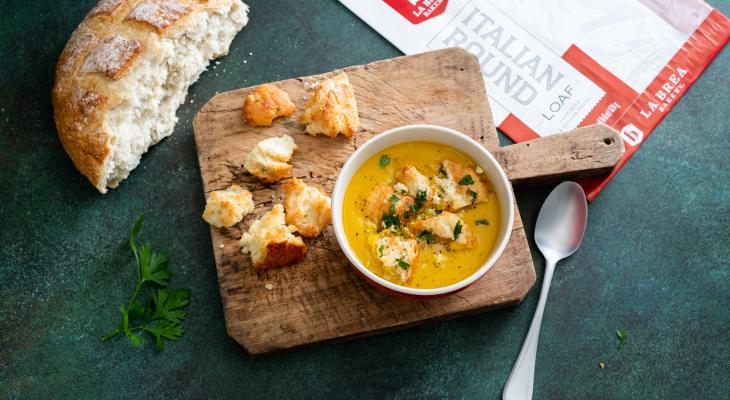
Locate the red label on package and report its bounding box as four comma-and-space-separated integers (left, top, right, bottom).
383, 0, 448, 24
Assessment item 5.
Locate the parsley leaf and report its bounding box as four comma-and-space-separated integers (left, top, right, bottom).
616, 329, 628, 350
379, 154, 391, 168
381, 210, 402, 231
151, 288, 190, 324
396, 259, 410, 270
139, 244, 171, 286
145, 320, 184, 352
414, 190, 428, 210
453, 221, 462, 240
378, 245, 384, 257
476, 219, 490, 226
418, 231, 436, 244
458, 175, 474, 185
101, 214, 190, 352
467, 188, 477, 203
388, 194, 400, 203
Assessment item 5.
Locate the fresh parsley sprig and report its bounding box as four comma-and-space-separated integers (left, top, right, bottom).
101, 214, 190, 352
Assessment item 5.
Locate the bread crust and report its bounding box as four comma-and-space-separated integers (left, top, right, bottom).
53, 0, 247, 193
258, 241, 307, 270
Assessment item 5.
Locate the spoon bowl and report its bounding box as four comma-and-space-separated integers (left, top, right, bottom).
535, 182, 588, 262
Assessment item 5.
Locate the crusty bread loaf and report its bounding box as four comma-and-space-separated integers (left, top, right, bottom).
52, 0, 249, 193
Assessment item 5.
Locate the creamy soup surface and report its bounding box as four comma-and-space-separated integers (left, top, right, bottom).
343, 141, 501, 289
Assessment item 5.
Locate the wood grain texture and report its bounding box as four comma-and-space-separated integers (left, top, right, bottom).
193, 48, 537, 355
496, 124, 625, 186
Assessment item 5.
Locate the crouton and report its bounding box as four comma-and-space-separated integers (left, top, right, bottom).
202, 184, 255, 228
244, 135, 297, 183
242, 84, 296, 127
434, 160, 490, 211
410, 211, 475, 247
300, 72, 359, 138
397, 165, 433, 200
239, 204, 307, 269
364, 184, 415, 227
283, 178, 331, 237
370, 234, 419, 284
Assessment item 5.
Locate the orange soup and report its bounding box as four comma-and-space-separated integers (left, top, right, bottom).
343, 142, 501, 288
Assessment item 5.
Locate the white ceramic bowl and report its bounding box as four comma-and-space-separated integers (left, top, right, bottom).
331, 125, 514, 298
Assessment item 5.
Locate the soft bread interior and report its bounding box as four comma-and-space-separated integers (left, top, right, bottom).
102, 1, 248, 189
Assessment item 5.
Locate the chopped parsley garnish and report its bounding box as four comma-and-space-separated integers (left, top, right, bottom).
475, 219, 490, 226
438, 165, 447, 177
418, 231, 436, 244
467, 188, 477, 203
616, 329, 628, 350
388, 194, 400, 203
378, 245, 384, 257
458, 175, 474, 185
434, 209, 443, 214
453, 220, 462, 240
414, 190, 428, 209
396, 259, 410, 270
379, 154, 391, 168
381, 204, 402, 231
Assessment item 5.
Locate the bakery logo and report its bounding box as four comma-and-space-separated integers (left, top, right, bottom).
384, 0, 448, 24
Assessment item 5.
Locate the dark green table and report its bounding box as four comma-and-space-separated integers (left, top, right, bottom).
2, 1, 728, 398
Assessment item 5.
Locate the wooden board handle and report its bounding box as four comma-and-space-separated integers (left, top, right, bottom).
495, 124, 625, 186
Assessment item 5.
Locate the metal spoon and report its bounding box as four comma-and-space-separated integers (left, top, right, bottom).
503, 181, 588, 400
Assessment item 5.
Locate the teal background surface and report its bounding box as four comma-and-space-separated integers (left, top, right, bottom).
1, 1, 728, 399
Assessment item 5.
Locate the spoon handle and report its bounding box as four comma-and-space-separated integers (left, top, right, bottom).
502, 259, 556, 400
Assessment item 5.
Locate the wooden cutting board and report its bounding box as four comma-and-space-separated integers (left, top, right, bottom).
193, 48, 624, 355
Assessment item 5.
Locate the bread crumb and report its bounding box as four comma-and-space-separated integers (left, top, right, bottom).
202, 185, 255, 228
300, 72, 359, 138
599, 362, 605, 369
264, 283, 273, 290
244, 135, 297, 183
283, 178, 332, 237
219, 243, 225, 248
243, 84, 296, 127
239, 204, 306, 269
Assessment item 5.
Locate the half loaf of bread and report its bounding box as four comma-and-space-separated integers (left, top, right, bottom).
52, 0, 248, 192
